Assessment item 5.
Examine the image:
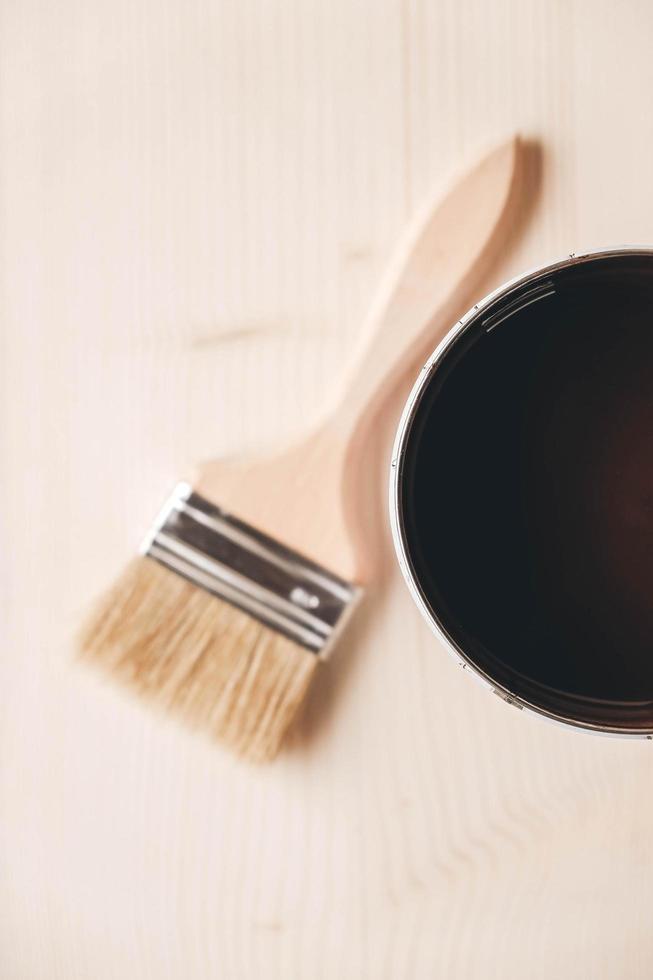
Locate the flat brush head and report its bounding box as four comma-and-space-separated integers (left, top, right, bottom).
79, 484, 361, 761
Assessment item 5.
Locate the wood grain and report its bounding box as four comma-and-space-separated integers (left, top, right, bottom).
3, 1, 653, 978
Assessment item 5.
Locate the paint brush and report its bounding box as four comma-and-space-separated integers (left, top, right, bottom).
79, 137, 521, 760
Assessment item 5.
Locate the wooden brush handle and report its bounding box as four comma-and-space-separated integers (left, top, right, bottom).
329, 137, 521, 444
195, 137, 523, 581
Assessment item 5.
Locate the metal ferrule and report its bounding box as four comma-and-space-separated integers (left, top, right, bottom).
141, 483, 361, 657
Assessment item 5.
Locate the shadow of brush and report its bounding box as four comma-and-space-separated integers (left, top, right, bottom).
289, 138, 543, 754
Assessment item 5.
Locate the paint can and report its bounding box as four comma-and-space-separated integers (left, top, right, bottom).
391, 249, 653, 736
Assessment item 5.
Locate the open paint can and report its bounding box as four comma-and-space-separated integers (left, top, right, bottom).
391, 249, 653, 736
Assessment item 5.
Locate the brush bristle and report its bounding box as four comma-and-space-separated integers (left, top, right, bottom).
78, 557, 318, 761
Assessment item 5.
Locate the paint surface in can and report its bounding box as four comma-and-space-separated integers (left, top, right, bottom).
398, 253, 653, 731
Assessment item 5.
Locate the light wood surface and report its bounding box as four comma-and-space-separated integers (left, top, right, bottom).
3, 2, 653, 978
196, 138, 520, 581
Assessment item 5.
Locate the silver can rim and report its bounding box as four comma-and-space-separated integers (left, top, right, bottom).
389, 246, 653, 740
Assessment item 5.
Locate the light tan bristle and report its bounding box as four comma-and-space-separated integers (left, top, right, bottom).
78, 557, 318, 761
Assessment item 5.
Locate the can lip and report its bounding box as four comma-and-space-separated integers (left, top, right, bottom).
389, 245, 653, 740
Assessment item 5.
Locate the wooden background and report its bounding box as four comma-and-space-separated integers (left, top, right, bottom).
3, 1, 653, 977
